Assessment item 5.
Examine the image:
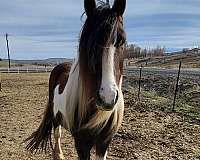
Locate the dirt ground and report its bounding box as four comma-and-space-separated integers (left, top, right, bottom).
0, 73, 200, 160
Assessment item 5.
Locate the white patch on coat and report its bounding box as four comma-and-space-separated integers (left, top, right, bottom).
99, 45, 118, 106
53, 59, 79, 130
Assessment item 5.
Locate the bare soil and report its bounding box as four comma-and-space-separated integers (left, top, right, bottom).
0, 73, 200, 160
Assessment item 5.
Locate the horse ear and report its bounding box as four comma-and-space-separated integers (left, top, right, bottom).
84, 0, 96, 17
112, 0, 126, 16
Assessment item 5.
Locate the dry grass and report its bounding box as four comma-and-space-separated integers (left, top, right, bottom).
0, 61, 12, 67
128, 53, 200, 69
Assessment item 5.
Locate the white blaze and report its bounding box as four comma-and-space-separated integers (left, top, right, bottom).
99, 45, 118, 106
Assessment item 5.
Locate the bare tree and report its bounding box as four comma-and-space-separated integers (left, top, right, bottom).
125, 43, 165, 59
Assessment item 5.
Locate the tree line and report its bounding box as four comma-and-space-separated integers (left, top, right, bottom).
124, 44, 165, 59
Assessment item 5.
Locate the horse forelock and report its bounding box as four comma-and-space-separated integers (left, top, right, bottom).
79, 3, 117, 72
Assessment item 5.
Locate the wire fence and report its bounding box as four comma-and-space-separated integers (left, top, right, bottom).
123, 61, 200, 111
1, 62, 200, 111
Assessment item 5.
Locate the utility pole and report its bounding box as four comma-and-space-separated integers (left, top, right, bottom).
172, 61, 182, 111
6, 33, 11, 68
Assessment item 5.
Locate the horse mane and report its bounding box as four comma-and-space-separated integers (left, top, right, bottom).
77, 2, 120, 129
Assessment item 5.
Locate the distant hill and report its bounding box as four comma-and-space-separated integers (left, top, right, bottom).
166, 48, 200, 55
126, 48, 200, 69
2, 58, 73, 66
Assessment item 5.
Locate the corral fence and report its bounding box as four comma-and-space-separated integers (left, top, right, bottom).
1, 62, 200, 111
0, 66, 54, 73
0, 66, 54, 91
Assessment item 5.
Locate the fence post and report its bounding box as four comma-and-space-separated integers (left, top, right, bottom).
138, 65, 142, 101
6, 33, 11, 69
172, 61, 181, 111
0, 73, 1, 91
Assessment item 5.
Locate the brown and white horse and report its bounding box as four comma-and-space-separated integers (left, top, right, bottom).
25, 0, 126, 159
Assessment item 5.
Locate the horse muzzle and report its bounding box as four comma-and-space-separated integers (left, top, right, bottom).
96, 87, 119, 111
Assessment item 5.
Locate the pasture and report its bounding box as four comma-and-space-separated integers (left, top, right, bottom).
0, 73, 200, 159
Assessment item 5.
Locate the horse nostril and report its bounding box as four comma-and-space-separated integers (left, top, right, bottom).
96, 91, 103, 106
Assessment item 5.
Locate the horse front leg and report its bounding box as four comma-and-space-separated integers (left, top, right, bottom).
74, 139, 93, 160
53, 125, 64, 160
74, 130, 95, 160
95, 140, 110, 160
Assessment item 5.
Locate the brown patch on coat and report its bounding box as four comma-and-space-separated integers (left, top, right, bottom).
48, 62, 72, 102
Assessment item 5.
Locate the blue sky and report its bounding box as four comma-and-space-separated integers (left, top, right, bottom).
0, 0, 200, 59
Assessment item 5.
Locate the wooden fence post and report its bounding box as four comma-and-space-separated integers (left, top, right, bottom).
172, 61, 181, 111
